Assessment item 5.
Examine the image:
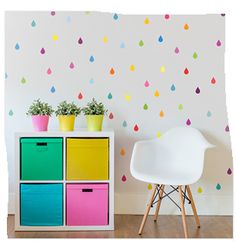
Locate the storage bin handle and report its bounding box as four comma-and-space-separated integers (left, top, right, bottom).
36, 142, 47, 146
82, 189, 93, 192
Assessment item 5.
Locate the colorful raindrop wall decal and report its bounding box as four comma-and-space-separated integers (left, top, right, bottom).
211, 77, 216, 84
122, 175, 126, 182
120, 42, 125, 48
193, 52, 198, 59
69, 62, 75, 69
110, 67, 115, 75
216, 40, 222, 47
164, 14, 170, 20
144, 17, 149, 24
184, 23, 189, 30
5, 73, 8, 79
178, 104, 183, 110
158, 35, 164, 43
78, 92, 83, 100
159, 110, 164, 118
207, 111, 212, 117
154, 90, 160, 97
120, 148, 126, 156
195, 87, 200, 94
160, 65, 165, 73
78, 37, 83, 45
113, 13, 118, 20
227, 168, 232, 175
175, 47, 180, 54
144, 80, 150, 87
171, 84, 176, 91
109, 112, 114, 119
51, 11, 56, 16
225, 125, 229, 132
8, 110, 13, 116
130, 64, 135, 71
52, 34, 58, 41
143, 104, 148, 110
31, 20, 36, 27
157, 132, 162, 138
66, 16, 71, 23
40, 48, 45, 54
122, 120, 127, 127
103, 36, 108, 43
21, 77, 26, 84
89, 78, 94, 84
148, 184, 152, 190
184, 68, 189, 75
125, 95, 131, 101
50, 86, 56, 93
47, 68, 52, 75
108, 93, 112, 99
134, 124, 139, 132
216, 183, 221, 190
186, 118, 191, 126
139, 40, 144, 47
89, 55, 95, 63
197, 187, 203, 193
15, 43, 20, 50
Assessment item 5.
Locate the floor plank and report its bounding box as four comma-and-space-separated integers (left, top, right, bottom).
7, 215, 233, 238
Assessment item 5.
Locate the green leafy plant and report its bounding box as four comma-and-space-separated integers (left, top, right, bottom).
55, 101, 81, 116
82, 98, 108, 115
26, 99, 54, 116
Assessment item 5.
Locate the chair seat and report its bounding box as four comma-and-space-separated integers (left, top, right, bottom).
132, 169, 197, 185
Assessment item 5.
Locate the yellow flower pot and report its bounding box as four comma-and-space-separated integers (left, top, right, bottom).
58, 115, 76, 131
86, 115, 104, 131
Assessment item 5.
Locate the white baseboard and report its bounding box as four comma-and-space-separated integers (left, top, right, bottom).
8, 192, 233, 215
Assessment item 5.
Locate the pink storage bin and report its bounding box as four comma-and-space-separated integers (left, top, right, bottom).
66, 183, 108, 226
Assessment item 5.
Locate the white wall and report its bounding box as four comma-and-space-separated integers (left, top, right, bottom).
5, 11, 233, 215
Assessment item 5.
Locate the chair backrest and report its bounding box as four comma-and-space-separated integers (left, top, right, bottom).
156, 127, 214, 182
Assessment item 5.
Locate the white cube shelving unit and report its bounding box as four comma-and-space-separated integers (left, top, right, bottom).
15, 129, 114, 231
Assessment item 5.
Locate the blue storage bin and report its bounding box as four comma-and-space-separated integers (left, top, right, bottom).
20, 184, 63, 226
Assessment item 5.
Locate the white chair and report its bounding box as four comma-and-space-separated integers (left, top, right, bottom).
130, 126, 215, 238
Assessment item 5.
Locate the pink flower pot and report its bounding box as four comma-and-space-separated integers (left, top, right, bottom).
31, 115, 49, 131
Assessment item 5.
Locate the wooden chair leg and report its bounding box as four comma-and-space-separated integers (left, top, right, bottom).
154, 185, 165, 222
138, 184, 157, 235
186, 185, 200, 228
179, 186, 188, 238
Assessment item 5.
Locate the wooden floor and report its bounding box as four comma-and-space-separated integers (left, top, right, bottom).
8, 215, 233, 238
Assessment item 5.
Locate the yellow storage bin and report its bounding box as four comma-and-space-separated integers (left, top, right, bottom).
66, 138, 109, 180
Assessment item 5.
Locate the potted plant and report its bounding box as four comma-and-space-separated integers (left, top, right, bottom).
26, 99, 54, 131
82, 98, 108, 131
55, 101, 81, 131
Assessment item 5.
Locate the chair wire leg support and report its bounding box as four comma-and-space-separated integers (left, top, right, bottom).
139, 184, 199, 237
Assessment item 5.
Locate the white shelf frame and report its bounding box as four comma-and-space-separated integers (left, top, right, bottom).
15, 130, 114, 231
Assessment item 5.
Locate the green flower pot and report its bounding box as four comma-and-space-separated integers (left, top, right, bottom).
86, 115, 104, 131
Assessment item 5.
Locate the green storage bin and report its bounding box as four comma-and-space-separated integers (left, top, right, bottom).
20, 138, 63, 180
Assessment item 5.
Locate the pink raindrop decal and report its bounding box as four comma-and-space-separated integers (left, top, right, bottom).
144, 80, 150, 87
175, 47, 179, 54
78, 92, 83, 100
47, 68, 52, 75
225, 125, 229, 132
186, 118, 191, 126
122, 175, 127, 182
109, 112, 114, 119
134, 124, 139, 132
40, 48, 45, 54
216, 40, 222, 47
69, 62, 75, 69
